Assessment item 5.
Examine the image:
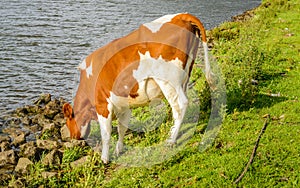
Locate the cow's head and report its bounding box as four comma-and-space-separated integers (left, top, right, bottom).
62, 103, 81, 139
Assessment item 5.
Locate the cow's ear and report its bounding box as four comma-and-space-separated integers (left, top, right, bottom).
63, 103, 73, 119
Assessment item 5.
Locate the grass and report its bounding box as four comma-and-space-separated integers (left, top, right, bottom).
9, 0, 300, 187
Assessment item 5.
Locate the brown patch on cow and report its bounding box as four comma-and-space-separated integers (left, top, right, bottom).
62, 103, 81, 139
129, 83, 139, 98
63, 103, 73, 119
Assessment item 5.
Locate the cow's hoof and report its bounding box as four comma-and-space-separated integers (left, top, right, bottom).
166, 139, 177, 147
115, 141, 124, 156
93, 142, 102, 153
101, 156, 109, 164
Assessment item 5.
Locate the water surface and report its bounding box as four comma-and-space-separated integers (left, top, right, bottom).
0, 0, 261, 114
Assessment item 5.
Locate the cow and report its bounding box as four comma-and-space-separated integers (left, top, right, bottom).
62, 13, 213, 164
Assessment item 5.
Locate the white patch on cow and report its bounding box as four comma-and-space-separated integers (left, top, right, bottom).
143, 13, 180, 33
97, 99, 113, 164
86, 62, 93, 78
78, 59, 87, 70
133, 51, 187, 91
109, 92, 129, 109
124, 85, 128, 90
78, 59, 93, 78
128, 79, 163, 107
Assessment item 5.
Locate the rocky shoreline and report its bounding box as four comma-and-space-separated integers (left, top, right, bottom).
0, 94, 89, 184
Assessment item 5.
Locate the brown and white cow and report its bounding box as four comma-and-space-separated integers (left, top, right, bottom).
63, 13, 213, 163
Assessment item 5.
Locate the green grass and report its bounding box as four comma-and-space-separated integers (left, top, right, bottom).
10, 0, 300, 187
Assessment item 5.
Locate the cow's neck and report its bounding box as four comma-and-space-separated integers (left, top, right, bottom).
73, 86, 97, 128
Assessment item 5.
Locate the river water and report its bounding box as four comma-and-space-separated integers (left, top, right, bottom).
0, 0, 261, 115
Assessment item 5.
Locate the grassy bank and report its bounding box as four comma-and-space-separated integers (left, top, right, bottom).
9, 0, 300, 187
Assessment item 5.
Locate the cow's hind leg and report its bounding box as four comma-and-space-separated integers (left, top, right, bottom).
98, 113, 113, 164
115, 108, 131, 156
155, 79, 188, 145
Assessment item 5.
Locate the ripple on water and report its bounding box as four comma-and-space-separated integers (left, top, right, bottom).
0, 0, 261, 115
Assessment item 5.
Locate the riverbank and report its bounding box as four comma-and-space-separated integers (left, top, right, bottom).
1, 0, 300, 186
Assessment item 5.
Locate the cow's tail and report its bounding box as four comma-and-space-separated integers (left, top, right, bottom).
175, 13, 214, 88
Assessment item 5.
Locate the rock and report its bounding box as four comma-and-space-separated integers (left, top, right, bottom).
8, 178, 24, 188
0, 150, 17, 167
0, 135, 11, 142
41, 171, 58, 179
0, 141, 11, 152
34, 93, 51, 106
43, 99, 61, 120
60, 125, 70, 141
70, 156, 89, 168
0, 169, 12, 183
41, 150, 62, 166
3, 118, 22, 127
25, 105, 41, 114
42, 123, 56, 133
0, 164, 15, 183
21, 116, 32, 125
15, 158, 33, 174
19, 141, 42, 160
44, 109, 59, 120
15, 107, 28, 117
36, 139, 59, 150
2, 126, 23, 138
63, 139, 87, 148
11, 132, 26, 147
40, 123, 61, 140
31, 114, 51, 126
53, 113, 65, 126
25, 124, 42, 133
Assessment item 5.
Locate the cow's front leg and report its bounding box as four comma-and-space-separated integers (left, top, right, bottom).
115, 108, 131, 156
97, 113, 112, 164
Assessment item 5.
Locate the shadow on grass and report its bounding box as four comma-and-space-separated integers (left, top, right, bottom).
227, 93, 288, 113
253, 93, 287, 109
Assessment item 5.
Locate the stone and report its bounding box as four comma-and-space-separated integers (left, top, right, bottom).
12, 118, 22, 126
3, 127, 30, 139
63, 139, 87, 148
15, 107, 28, 117
53, 114, 65, 126
8, 178, 24, 188
19, 141, 42, 160
43, 100, 61, 120
0, 170, 12, 183
41, 150, 62, 166
0, 135, 11, 142
11, 132, 26, 147
0, 150, 17, 167
60, 125, 70, 141
0, 141, 11, 152
25, 105, 41, 114
40, 122, 61, 140
34, 93, 51, 105
41, 171, 58, 179
31, 114, 51, 126
70, 156, 89, 168
0, 164, 15, 183
21, 116, 32, 125
42, 123, 56, 133
25, 124, 42, 133
36, 139, 59, 150
15, 158, 33, 174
